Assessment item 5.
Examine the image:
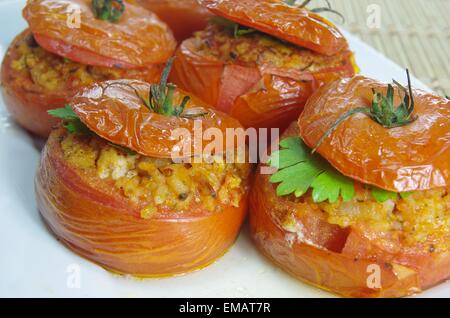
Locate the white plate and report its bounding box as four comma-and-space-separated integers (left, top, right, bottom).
0, 0, 447, 298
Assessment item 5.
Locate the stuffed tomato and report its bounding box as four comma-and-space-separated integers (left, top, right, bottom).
138, 0, 211, 42
1, 0, 176, 137
170, 0, 357, 130
250, 72, 450, 297
36, 62, 252, 276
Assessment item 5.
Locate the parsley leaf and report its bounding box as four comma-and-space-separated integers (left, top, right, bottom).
370, 186, 412, 203
311, 169, 355, 203
268, 137, 308, 168
48, 105, 91, 135
63, 119, 91, 135
268, 137, 355, 203
48, 105, 137, 155
370, 187, 397, 203
47, 104, 78, 120
269, 137, 412, 204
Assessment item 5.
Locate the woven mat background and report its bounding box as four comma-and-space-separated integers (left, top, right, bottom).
321, 0, 450, 96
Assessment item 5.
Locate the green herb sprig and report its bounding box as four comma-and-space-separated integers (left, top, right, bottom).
92, 0, 125, 23
209, 16, 257, 38
269, 137, 355, 203
48, 105, 91, 135
313, 69, 417, 153
269, 136, 411, 203
48, 105, 136, 154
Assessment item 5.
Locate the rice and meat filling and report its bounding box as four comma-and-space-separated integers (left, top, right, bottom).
59, 130, 251, 218
278, 187, 450, 252
9, 30, 153, 92
192, 23, 354, 72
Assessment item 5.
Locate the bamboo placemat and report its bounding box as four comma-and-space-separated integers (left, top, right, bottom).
321, 0, 450, 96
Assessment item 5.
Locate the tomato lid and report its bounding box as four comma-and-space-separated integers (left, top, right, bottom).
298, 75, 450, 192
71, 79, 244, 159
24, 0, 176, 68
198, 0, 348, 56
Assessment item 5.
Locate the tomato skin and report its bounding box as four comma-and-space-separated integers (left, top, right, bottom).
1, 30, 70, 137
298, 76, 450, 192
1, 79, 64, 138
36, 127, 249, 277
198, 0, 348, 56
170, 38, 356, 131
33, 34, 137, 69
249, 123, 450, 297
0, 30, 164, 137
71, 79, 245, 159
250, 203, 417, 297
24, 0, 176, 68
139, 0, 211, 42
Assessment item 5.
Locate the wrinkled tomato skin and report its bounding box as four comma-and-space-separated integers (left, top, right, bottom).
71, 79, 245, 159
36, 128, 248, 277
33, 34, 137, 69
0, 30, 163, 138
139, 0, 211, 42
198, 0, 348, 56
170, 38, 355, 131
24, 0, 176, 68
230, 65, 355, 130
299, 76, 450, 192
249, 123, 450, 298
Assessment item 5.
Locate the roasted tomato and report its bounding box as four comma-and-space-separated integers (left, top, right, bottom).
24, 0, 176, 68
250, 75, 450, 297
36, 78, 252, 276
138, 0, 211, 42
299, 75, 450, 193
71, 79, 244, 158
170, 0, 357, 130
1, 30, 163, 137
199, 0, 348, 56
1, 0, 176, 137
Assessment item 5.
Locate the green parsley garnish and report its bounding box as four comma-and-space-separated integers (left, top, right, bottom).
269, 137, 354, 203
370, 187, 412, 202
48, 105, 136, 155
269, 137, 409, 203
48, 105, 91, 135
370, 187, 398, 203
91, 0, 125, 23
